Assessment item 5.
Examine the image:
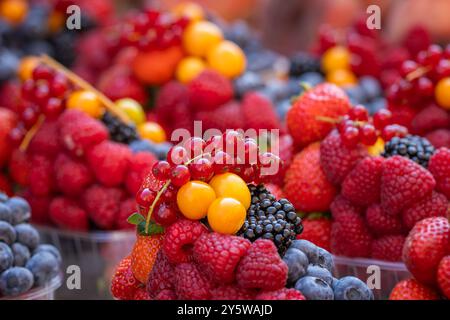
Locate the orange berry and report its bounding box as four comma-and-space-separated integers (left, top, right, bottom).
172, 2, 204, 21
66, 90, 104, 118
48, 11, 65, 33
130, 234, 164, 284
177, 181, 216, 220
17, 56, 40, 81
207, 40, 246, 78
116, 98, 145, 125
207, 197, 246, 235
176, 56, 207, 84
0, 0, 28, 24
326, 69, 357, 87
138, 122, 167, 143
322, 46, 351, 73
183, 21, 223, 57
435, 77, 450, 110
209, 173, 251, 209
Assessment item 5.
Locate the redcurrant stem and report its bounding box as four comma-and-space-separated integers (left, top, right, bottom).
315, 116, 339, 124
406, 66, 431, 82
145, 179, 171, 234
184, 152, 212, 165
38, 55, 132, 124
19, 115, 45, 152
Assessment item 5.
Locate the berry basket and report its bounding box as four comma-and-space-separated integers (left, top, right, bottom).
1, 273, 63, 300
36, 226, 136, 300
333, 256, 411, 300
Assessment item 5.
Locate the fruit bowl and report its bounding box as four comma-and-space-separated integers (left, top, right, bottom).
333, 256, 411, 300
0, 273, 62, 301
36, 225, 136, 300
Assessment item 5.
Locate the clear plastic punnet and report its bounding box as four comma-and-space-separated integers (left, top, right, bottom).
1, 273, 62, 300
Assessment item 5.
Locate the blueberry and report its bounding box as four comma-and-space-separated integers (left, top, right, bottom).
331, 277, 339, 290
34, 244, 62, 265
0, 267, 34, 297
333, 276, 374, 300
283, 248, 309, 283
368, 97, 387, 115
129, 139, 155, 154
153, 142, 173, 160
12, 243, 30, 267
295, 276, 334, 300
289, 240, 319, 264
345, 85, 366, 105
0, 202, 13, 223
0, 242, 13, 272
234, 72, 264, 98
6, 197, 31, 225
305, 264, 333, 286
0, 221, 16, 245
360, 76, 382, 101
0, 192, 7, 203
0, 49, 19, 82
15, 224, 40, 250
298, 72, 324, 87
317, 248, 334, 272
25, 251, 60, 287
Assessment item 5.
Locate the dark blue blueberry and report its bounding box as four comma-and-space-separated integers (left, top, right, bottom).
297, 72, 324, 87
306, 264, 333, 285
360, 76, 382, 101
295, 276, 334, 300
153, 142, 173, 160
289, 240, 319, 264
345, 85, 366, 105
0, 267, 34, 297
25, 41, 54, 56
0, 202, 13, 223
367, 97, 387, 115
317, 247, 334, 272
224, 20, 252, 49
15, 224, 40, 250
233, 72, 264, 98
12, 243, 30, 267
25, 252, 60, 287
0, 221, 16, 245
331, 277, 339, 290
6, 197, 31, 225
0, 192, 7, 203
18, 5, 50, 39
0, 242, 13, 272
33, 244, 62, 265
283, 248, 309, 283
246, 50, 279, 73
333, 276, 374, 300
0, 49, 19, 82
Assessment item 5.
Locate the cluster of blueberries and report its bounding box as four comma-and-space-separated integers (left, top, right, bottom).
0, 193, 61, 298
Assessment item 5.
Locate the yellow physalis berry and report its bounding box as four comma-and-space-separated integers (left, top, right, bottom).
138, 122, 167, 143
115, 98, 146, 125
17, 56, 40, 81
322, 46, 351, 73
0, 0, 28, 25
207, 197, 246, 235
177, 181, 216, 220
183, 21, 223, 57
209, 173, 251, 209
207, 40, 246, 78
326, 69, 357, 87
176, 56, 207, 84
172, 2, 205, 22
435, 77, 450, 110
66, 90, 104, 118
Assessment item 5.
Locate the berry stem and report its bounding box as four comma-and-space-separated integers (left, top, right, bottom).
19, 115, 45, 152
406, 66, 431, 82
145, 179, 171, 234
39, 55, 132, 124
315, 116, 339, 124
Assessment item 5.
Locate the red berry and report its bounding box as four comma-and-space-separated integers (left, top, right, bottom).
167, 145, 189, 166
244, 138, 259, 165
136, 188, 156, 207
373, 109, 392, 130
189, 157, 213, 181
21, 108, 38, 129
258, 152, 281, 176
161, 184, 177, 202
381, 124, 408, 142
400, 60, 418, 77
444, 44, 450, 59
341, 126, 360, 148
348, 105, 369, 121
426, 44, 442, 66
32, 65, 53, 81
223, 130, 243, 156
415, 77, 434, 97
43, 98, 63, 118
359, 123, 378, 145
183, 137, 205, 159
170, 164, 190, 186
152, 161, 171, 180
153, 202, 178, 226
33, 83, 50, 106
8, 126, 25, 146
435, 59, 450, 80
49, 73, 69, 97
21, 79, 35, 100
205, 135, 223, 152
212, 150, 233, 174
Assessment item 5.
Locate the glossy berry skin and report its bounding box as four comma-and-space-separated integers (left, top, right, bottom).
341, 126, 360, 148
359, 124, 378, 146
373, 109, 392, 130
170, 165, 191, 187
207, 197, 246, 235
135, 188, 156, 207
189, 157, 214, 181
183, 137, 205, 159
435, 77, 450, 109
381, 124, 408, 142
152, 161, 171, 180
167, 146, 189, 166
348, 105, 369, 121
176, 181, 216, 220
153, 202, 178, 227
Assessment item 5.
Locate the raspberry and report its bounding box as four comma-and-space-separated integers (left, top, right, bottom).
125, 152, 157, 195
365, 204, 403, 236
147, 250, 175, 298
193, 232, 251, 284
82, 185, 125, 230
320, 130, 368, 185
9, 149, 29, 186
425, 129, 450, 149
411, 104, 450, 135
188, 70, 233, 111
54, 153, 93, 196
49, 197, 89, 231
133, 287, 151, 300
241, 92, 282, 131
210, 285, 256, 300
162, 219, 208, 264
111, 257, 139, 300
341, 156, 383, 206
236, 239, 288, 291
29, 120, 61, 157
58, 109, 109, 157
402, 191, 448, 230
28, 155, 54, 197
437, 256, 450, 299
330, 195, 363, 220
381, 156, 436, 215
195, 101, 245, 131
174, 263, 212, 300
87, 141, 132, 187
256, 288, 306, 300
116, 198, 137, 230
371, 235, 405, 262
297, 216, 331, 251
428, 148, 450, 199
155, 289, 177, 300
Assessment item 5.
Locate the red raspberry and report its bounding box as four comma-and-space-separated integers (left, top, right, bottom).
265, 183, 285, 199
236, 239, 288, 291
210, 285, 256, 300
193, 232, 251, 284
147, 250, 175, 299
87, 141, 132, 187
28, 154, 54, 196
296, 216, 331, 251
381, 156, 436, 215
371, 235, 405, 262
0, 173, 11, 196
133, 287, 151, 300
116, 198, 137, 230
330, 210, 372, 258
82, 185, 125, 230
111, 257, 139, 300
49, 197, 89, 231
22, 191, 51, 225
188, 70, 233, 111
29, 120, 61, 157
428, 148, 450, 199
54, 153, 93, 196
411, 104, 450, 135
389, 279, 440, 300
155, 289, 177, 300
341, 156, 383, 206
125, 152, 157, 195
425, 129, 450, 149
162, 219, 208, 264
365, 204, 403, 236
402, 191, 448, 230
174, 263, 212, 300
58, 109, 109, 157
320, 130, 368, 185
195, 101, 245, 132
241, 92, 282, 131
256, 288, 306, 300
437, 256, 450, 299
9, 149, 29, 186
330, 195, 363, 220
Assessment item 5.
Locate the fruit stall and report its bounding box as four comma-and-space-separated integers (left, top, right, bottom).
0, 0, 449, 302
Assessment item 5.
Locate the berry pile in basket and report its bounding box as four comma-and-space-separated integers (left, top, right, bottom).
0, 192, 61, 298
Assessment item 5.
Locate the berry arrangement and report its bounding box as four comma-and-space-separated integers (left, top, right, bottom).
0, 192, 61, 298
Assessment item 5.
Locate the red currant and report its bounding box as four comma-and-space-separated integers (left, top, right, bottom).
8, 126, 25, 146
373, 109, 392, 130
359, 124, 378, 145
381, 124, 408, 142
183, 137, 205, 159
161, 184, 177, 202
426, 44, 442, 66
212, 150, 233, 174
21, 79, 35, 100
167, 145, 189, 166
189, 157, 213, 181
32, 65, 53, 81
244, 138, 259, 165
153, 202, 178, 227
436, 59, 450, 80
33, 83, 50, 106
43, 98, 63, 118
240, 165, 256, 183
170, 165, 190, 187
348, 105, 369, 121
444, 44, 450, 59
136, 188, 156, 207
21, 108, 38, 129
50, 73, 69, 97
152, 161, 171, 180
415, 77, 434, 97
341, 126, 360, 148
223, 130, 243, 156
258, 152, 281, 176
400, 60, 418, 77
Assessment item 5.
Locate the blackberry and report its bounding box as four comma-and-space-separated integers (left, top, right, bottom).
238, 184, 303, 254
382, 135, 435, 168
289, 53, 322, 77
101, 112, 139, 144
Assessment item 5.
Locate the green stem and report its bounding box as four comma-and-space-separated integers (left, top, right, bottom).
145, 179, 171, 234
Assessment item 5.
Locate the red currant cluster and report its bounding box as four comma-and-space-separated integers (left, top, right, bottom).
9, 64, 70, 146
118, 9, 190, 51
336, 106, 408, 148
387, 44, 450, 106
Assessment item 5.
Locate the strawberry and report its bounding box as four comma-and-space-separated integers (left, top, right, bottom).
296, 214, 331, 251
403, 217, 450, 286
437, 256, 450, 299
241, 92, 282, 131
389, 279, 440, 300
131, 234, 164, 284
287, 83, 351, 147
428, 148, 450, 199
111, 257, 139, 300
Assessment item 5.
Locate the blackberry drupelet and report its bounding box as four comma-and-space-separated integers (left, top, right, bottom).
238, 184, 303, 254
382, 135, 435, 167
289, 53, 323, 77
101, 112, 139, 144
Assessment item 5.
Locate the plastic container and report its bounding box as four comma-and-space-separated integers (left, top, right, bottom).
1, 273, 62, 300
333, 256, 411, 300
36, 226, 136, 300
